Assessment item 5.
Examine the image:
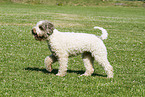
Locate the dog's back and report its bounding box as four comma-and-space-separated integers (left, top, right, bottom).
48, 29, 106, 56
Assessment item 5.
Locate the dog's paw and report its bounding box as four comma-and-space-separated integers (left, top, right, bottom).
79, 73, 91, 77
56, 73, 65, 77
46, 65, 53, 72
107, 71, 114, 78
46, 68, 53, 72
107, 75, 113, 78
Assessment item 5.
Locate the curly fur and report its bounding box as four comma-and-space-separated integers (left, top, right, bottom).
32, 20, 113, 78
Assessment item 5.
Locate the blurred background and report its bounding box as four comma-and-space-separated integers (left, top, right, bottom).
1, 0, 145, 7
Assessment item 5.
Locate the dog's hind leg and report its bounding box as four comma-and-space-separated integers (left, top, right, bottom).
80, 52, 94, 76
44, 54, 57, 72
94, 55, 113, 78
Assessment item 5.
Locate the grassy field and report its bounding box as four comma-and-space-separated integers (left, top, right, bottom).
0, 2, 145, 97
1, 0, 145, 7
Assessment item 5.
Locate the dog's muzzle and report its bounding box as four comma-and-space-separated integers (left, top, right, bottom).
32, 28, 37, 36
32, 28, 45, 41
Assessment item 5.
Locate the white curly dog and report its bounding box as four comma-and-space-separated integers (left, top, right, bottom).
32, 20, 113, 78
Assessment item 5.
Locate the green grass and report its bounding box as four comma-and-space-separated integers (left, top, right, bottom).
1, 0, 145, 7
0, 3, 145, 97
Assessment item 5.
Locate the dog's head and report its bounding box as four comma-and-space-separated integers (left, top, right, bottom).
32, 20, 54, 41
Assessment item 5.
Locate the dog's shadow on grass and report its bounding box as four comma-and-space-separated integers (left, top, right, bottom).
24, 67, 107, 77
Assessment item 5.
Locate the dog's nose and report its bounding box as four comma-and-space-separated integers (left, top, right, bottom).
32, 28, 37, 35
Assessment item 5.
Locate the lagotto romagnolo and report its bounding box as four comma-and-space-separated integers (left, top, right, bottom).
31, 20, 113, 78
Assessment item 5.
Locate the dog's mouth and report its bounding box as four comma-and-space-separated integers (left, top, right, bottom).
34, 34, 45, 41
32, 29, 47, 41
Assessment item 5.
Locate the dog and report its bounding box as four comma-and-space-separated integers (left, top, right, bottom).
31, 20, 113, 78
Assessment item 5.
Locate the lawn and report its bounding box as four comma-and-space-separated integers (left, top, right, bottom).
0, 2, 145, 97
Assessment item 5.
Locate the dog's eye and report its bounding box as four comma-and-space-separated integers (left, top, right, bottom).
39, 26, 43, 30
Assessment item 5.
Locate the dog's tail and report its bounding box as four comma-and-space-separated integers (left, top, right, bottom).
94, 26, 108, 40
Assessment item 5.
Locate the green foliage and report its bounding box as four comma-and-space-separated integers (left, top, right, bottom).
0, 3, 145, 97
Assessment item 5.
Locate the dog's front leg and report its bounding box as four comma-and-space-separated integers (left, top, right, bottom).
56, 56, 68, 77
44, 54, 57, 72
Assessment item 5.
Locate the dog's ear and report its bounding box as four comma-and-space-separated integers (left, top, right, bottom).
46, 22, 54, 35
39, 21, 54, 35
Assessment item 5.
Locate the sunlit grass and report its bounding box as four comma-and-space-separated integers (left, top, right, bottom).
0, 3, 144, 97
